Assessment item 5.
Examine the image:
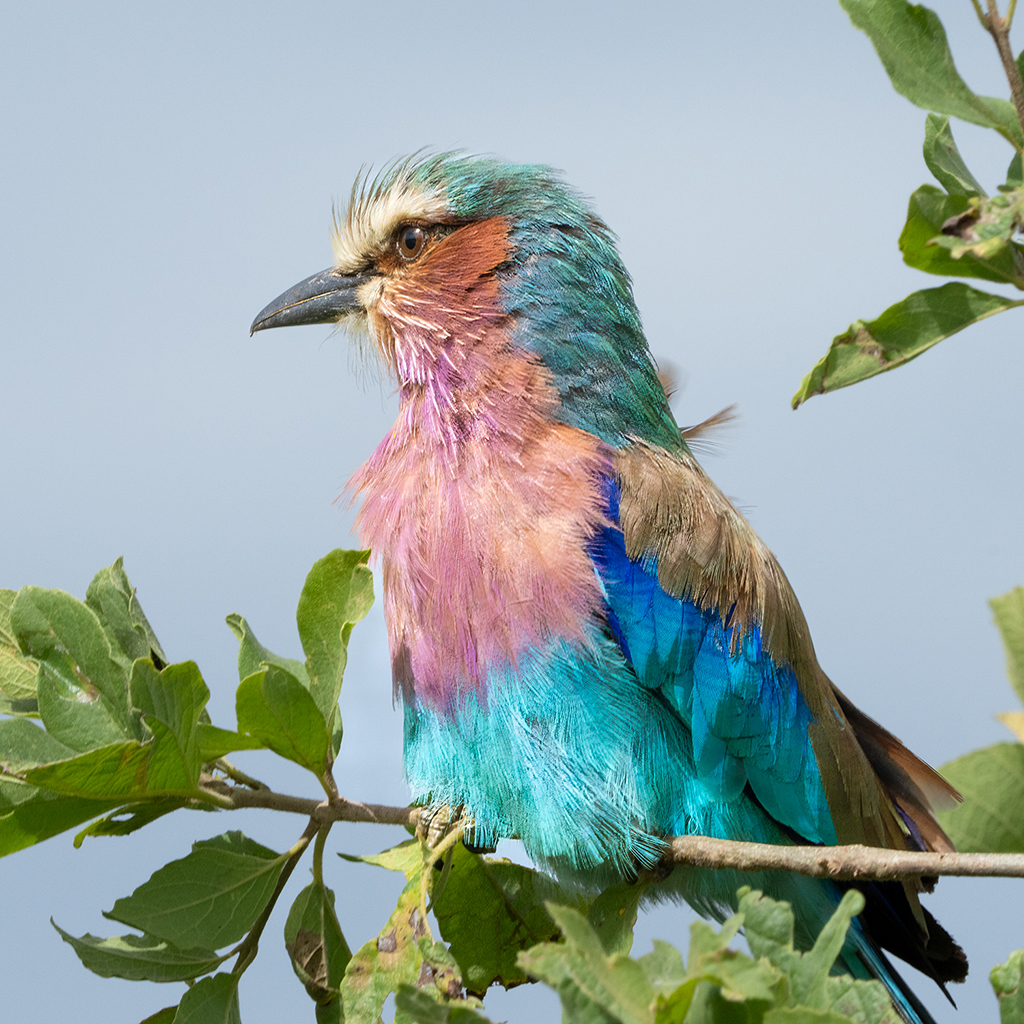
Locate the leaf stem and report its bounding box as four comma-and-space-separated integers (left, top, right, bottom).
215, 758, 268, 791
312, 822, 331, 886
983, 0, 1024, 146
232, 817, 319, 976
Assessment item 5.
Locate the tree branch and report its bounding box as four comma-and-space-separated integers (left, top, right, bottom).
198, 779, 1024, 880
201, 778, 419, 827
665, 834, 1024, 880
983, 0, 1024, 145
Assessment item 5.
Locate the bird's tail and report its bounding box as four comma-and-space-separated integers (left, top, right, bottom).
842, 913, 940, 1024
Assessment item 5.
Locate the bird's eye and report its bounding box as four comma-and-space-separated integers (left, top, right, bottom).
397, 225, 426, 260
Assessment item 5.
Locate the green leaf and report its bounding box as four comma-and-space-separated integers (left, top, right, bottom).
928, 188, 1024, 261
0, 716, 76, 769
739, 888, 899, 1022
0, 588, 19, 645
763, 1009, 860, 1023
195, 723, 265, 761
225, 613, 310, 688
106, 831, 288, 949
788, 890, 865, 1008
73, 799, 191, 846
589, 882, 646, 956
818, 974, 903, 1024
13, 586, 140, 750
85, 558, 167, 670
284, 882, 352, 1009
432, 845, 580, 995
923, 114, 985, 196
235, 666, 329, 775
638, 939, 688, 998
519, 904, 655, 1024
992, 950, 1024, 1024
340, 876, 433, 1022
174, 973, 241, 1024
792, 283, 1024, 406
0, 647, 39, 717
25, 741, 178, 799
0, 776, 117, 857
395, 986, 495, 1023
52, 920, 226, 982
1008, 152, 1023, 189
0, 591, 39, 716
341, 837, 424, 879
839, 0, 1023, 147
991, 587, 1024, 707
297, 549, 374, 726
131, 660, 210, 786
140, 1008, 179, 1024
23, 659, 215, 798
899, 186, 1023, 284
938, 742, 1024, 852
340, 839, 465, 1022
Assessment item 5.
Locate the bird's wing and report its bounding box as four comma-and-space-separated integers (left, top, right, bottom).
593, 441, 958, 853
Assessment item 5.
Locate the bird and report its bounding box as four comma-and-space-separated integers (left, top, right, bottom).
251, 153, 967, 1023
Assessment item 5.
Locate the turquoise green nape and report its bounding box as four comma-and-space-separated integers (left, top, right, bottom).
399, 153, 683, 449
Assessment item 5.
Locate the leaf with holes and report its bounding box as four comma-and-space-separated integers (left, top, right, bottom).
793, 283, 1024, 406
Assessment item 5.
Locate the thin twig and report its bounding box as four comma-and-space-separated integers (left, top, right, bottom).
214, 758, 268, 791
983, 0, 1024, 145
197, 779, 1024, 881
202, 779, 419, 826
232, 817, 319, 976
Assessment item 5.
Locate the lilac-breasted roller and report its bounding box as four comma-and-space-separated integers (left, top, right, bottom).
251, 154, 967, 1023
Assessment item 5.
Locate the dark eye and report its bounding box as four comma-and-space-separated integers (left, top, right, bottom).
397, 225, 426, 260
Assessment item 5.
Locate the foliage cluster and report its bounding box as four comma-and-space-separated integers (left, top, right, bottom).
2, 553, 1019, 1024
792, 0, 1024, 406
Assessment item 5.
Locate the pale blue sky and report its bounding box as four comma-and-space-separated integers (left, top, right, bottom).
2, 2, 1023, 1021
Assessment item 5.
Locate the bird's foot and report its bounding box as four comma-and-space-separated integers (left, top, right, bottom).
416, 804, 496, 857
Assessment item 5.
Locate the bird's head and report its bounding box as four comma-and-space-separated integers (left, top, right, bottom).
252, 153, 680, 448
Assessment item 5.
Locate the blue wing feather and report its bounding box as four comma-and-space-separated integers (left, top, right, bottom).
592, 477, 837, 846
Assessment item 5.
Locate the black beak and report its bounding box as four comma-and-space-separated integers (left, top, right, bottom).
250, 267, 373, 335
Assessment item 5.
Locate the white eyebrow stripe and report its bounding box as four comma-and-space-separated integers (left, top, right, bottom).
331, 172, 450, 274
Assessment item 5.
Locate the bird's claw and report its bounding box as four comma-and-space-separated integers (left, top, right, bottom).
416, 804, 495, 856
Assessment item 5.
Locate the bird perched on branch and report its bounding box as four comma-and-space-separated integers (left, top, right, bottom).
252, 154, 966, 1023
